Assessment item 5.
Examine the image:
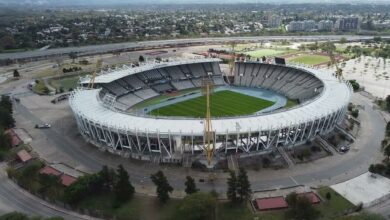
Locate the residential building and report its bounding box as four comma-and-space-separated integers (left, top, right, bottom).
335, 17, 359, 31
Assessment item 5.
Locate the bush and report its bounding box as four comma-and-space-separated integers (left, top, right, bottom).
348, 103, 354, 111
262, 158, 271, 168
351, 109, 359, 118
325, 192, 331, 200
369, 163, 386, 174
348, 80, 360, 92
311, 145, 322, 152
302, 149, 311, 158
62, 66, 82, 73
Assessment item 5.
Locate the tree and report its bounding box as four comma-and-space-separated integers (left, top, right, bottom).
340, 37, 348, 44
38, 173, 62, 199
99, 165, 116, 191
0, 127, 11, 151
184, 176, 198, 195
13, 69, 20, 78
64, 175, 91, 204
386, 95, 390, 111
138, 55, 145, 63
321, 41, 336, 54
226, 170, 237, 203
69, 52, 77, 63
176, 192, 217, 220
113, 165, 135, 205
64, 166, 117, 205
151, 170, 173, 203
351, 109, 359, 118
369, 163, 386, 174
384, 145, 390, 160
236, 168, 251, 202
348, 80, 360, 92
298, 44, 306, 51
373, 36, 382, 43
0, 95, 13, 114
308, 42, 319, 51
0, 107, 15, 128
285, 192, 320, 220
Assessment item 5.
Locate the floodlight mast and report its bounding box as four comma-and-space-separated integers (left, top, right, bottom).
202, 79, 214, 166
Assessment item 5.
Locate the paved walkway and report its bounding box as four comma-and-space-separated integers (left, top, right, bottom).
1, 76, 387, 218
14, 92, 385, 194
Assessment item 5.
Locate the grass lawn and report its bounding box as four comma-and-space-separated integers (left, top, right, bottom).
77, 193, 141, 220
149, 90, 275, 117
1, 48, 29, 53
50, 75, 82, 90
32, 80, 49, 94
288, 55, 330, 65
217, 202, 286, 220
244, 49, 288, 58
317, 187, 355, 219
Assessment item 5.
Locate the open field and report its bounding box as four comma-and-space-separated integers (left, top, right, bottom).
244, 49, 289, 58
317, 187, 356, 219
49, 75, 84, 90
288, 54, 331, 65
149, 90, 275, 117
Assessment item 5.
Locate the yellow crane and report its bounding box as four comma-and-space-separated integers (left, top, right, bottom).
229, 41, 237, 76
87, 59, 102, 89
202, 79, 215, 166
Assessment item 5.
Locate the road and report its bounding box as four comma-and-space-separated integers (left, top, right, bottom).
13, 91, 386, 191
0, 35, 384, 60
0, 72, 387, 218
0, 164, 100, 220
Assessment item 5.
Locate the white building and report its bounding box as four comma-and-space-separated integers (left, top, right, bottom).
318, 20, 334, 31
268, 16, 282, 28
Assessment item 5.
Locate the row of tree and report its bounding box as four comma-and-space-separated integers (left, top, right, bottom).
369, 121, 390, 176
65, 165, 134, 207
62, 66, 82, 73
149, 168, 252, 205
0, 95, 15, 152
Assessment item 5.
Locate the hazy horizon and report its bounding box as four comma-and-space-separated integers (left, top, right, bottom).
1, 0, 390, 6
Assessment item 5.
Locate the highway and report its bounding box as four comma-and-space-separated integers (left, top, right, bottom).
0, 35, 382, 61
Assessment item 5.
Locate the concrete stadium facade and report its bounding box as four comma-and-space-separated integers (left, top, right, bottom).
69, 58, 352, 164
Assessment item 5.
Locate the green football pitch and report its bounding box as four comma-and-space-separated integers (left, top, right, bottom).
149, 90, 275, 117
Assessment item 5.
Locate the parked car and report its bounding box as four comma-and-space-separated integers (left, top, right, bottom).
35, 123, 51, 129
340, 145, 350, 153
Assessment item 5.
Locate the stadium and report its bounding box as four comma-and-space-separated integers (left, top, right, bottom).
69, 58, 352, 167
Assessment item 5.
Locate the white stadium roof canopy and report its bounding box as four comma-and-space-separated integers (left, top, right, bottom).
70, 65, 352, 136
81, 58, 221, 84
